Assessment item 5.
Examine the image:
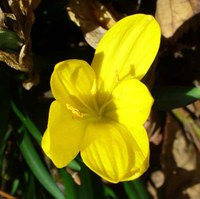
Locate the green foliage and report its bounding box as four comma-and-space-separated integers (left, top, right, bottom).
0, 30, 22, 52
152, 86, 200, 110
18, 126, 65, 199
123, 178, 151, 199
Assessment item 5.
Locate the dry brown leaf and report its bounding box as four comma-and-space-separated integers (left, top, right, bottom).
0, 0, 41, 73
155, 0, 200, 38
186, 100, 200, 118
145, 110, 164, 145
184, 183, 200, 199
151, 170, 165, 188
173, 130, 196, 171
0, 51, 21, 70
84, 26, 107, 50
161, 113, 200, 198
173, 108, 200, 151
19, 0, 41, 14
0, 8, 6, 29
172, 108, 200, 166
66, 0, 123, 48
66, 168, 81, 185
0, 190, 17, 199
147, 181, 159, 199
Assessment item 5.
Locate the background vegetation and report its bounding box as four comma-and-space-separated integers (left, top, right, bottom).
0, 0, 200, 198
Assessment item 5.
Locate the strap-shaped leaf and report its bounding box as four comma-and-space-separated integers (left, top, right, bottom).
123, 178, 151, 199
11, 101, 42, 144
18, 127, 65, 199
59, 169, 78, 199
152, 87, 200, 110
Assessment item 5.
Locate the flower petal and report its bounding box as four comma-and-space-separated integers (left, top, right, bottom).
51, 59, 96, 112
122, 125, 150, 181
81, 120, 149, 183
41, 100, 87, 168
105, 79, 153, 126
91, 14, 161, 92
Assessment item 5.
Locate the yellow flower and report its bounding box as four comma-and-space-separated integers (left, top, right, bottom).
41, 14, 161, 183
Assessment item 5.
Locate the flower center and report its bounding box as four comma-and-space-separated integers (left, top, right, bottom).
90, 92, 113, 119
65, 91, 113, 121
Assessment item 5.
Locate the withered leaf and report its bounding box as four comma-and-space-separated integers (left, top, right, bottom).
0, 190, 17, 199
19, 0, 41, 14
185, 183, 200, 199
173, 130, 196, 171
150, 170, 165, 188
173, 108, 200, 151
66, 0, 123, 49
0, 51, 20, 69
84, 26, 106, 50
155, 0, 200, 38
161, 112, 200, 198
0, 8, 6, 29
0, 0, 40, 74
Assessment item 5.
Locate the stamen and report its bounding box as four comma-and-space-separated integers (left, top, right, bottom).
66, 104, 84, 118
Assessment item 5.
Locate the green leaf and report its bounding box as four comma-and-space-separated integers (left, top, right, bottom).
67, 160, 81, 171
24, 174, 37, 199
0, 29, 22, 52
78, 163, 94, 199
104, 186, 118, 199
18, 127, 65, 199
10, 178, 20, 195
77, 163, 105, 199
152, 86, 200, 110
123, 178, 151, 199
60, 169, 78, 199
11, 101, 42, 144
